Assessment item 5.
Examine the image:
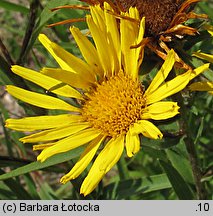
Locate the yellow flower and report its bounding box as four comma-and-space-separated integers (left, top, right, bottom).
189, 51, 213, 94
5, 3, 209, 196
204, 24, 213, 37
189, 82, 213, 95
192, 51, 213, 64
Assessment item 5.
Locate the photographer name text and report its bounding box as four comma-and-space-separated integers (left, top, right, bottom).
2, 202, 99, 213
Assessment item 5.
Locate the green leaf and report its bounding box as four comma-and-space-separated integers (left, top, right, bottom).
38, 183, 58, 200
55, 183, 72, 199
183, 31, 211, 51
143, 146, 167, 161
0, 0, 29, 14
0, 146, 83, 181
0, 107, 13, 157
159, 160, 194, 200
23, 174, 40, 199
0, 55, 14, 85
0, 169, 33, 199
0, 182, 16, 199
198, 2, 213, 22
141, 135, 182, 150
26, 0, 84, 59
101, 174, 171, 199
194, 117, 204, 145
166, 142, 194, 184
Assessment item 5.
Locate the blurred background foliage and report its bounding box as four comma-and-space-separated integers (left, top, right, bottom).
0, 0, 212, 200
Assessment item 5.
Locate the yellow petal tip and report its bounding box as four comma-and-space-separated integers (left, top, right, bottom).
38, 34, 51, 46
38, 34, 46, 41
158, 134, 163, 139
37, 154, 45, 162
127, 152, 134, 158
4, 119, 9, 128
19, 138, 26, 143
60, 177, 68, 184
11, 65, 19, 71
80, 189, 88, 197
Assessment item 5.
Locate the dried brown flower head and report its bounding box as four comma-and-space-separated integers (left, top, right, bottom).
116, 0, 180, 37
50, 0, 208, 69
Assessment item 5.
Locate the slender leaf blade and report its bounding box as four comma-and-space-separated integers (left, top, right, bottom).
159, 160, 194, 200
0, 169, 33, 199
166, 142, 194, 184
0, 0, 29, 14
0, 146, 83, 181
101, 174, 171, 199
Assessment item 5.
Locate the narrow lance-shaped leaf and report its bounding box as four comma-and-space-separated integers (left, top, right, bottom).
101, 174, 171, 199
159, 160, 194, 200
0, 146, 84, 181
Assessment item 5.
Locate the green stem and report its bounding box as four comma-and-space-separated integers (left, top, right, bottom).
184, 136, 205, 199
180, 103, 206, 199
17, 0, 39, 65
171, 70, 206, 199
117, 154, 130, 180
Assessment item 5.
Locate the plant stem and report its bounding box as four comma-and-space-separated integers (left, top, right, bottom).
0, 37, 14, 65
17, 0, 39, 65
184, 136, 205, 199
117, 154, 130, 180
179, 99, 206, 199
170, 70, 206, 199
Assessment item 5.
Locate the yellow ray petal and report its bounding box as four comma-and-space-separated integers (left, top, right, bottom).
189, 81, 213, 91
120, 10, 141, 80
138, 17, 145, 42
132, 16, 145, 80
204, 24, 213, 36
145, 49, 175, 95
80, 135, 124, 196
33, 143, 54, 151
86, 15, 113, 76
141, 102, 180, 120
208, 30, 213, 36
38, 34, 95, 81
131, 120, 163, 139
129, 6, 140, 19
189, 64, 209, 80
41, 68, 91, 89
146, 64, 210, 104
70, 26, 103, 76
90, 4, 106, 33
103, 3, 120, 74
20, 122, 90, 143
38, 34, 71, 71
145, 71, 191, 105
6, 85, 80, 112
104, 2, 120, 67
125, 128, 140, 157
5, 114, 81, 131
11, 65, 82, 99
193, 51, 213, 63
37, 128, 101, 162
60, 135, 105, 183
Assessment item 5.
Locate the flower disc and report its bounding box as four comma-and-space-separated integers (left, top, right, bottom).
82, 72, 146, 137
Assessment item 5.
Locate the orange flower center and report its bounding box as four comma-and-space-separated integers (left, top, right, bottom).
82, 72, 146, 137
